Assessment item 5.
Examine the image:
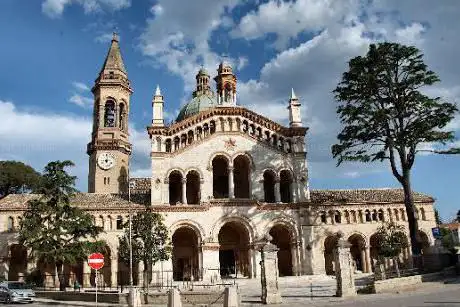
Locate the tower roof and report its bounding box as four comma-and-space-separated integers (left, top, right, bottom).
290, 88, 297, 100
155, 84, 162, 96
100, 32, 127, 75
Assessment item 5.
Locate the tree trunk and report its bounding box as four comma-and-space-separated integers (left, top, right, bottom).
56, 262, 65, 291
393, 256, 400, 278
401, 168, 420, 257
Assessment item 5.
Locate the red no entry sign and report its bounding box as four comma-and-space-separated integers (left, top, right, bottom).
88, 253, 104, 270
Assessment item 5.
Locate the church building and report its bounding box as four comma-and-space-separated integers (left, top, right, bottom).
0, 33, 436, 287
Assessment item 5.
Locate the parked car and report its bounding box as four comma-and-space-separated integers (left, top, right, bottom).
0, 281, 35, 303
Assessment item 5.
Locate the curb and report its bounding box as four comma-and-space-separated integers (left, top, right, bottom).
34, 298, 125, 307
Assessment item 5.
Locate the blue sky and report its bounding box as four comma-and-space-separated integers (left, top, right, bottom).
0, 0, 458, 221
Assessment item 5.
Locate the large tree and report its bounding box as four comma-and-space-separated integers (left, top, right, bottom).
19, 160, 104, 289
118, 208, 171, 287
332, 42, 459, 255
0, 161, 42, 197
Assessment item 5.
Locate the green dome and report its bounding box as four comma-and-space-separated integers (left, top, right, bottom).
176, 93, 218, 122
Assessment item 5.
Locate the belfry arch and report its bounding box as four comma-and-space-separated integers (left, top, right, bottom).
323, 235, 339, 275
233, 155, 251, 198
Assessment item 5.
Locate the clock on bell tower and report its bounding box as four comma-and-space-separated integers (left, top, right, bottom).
87, 33, 133, 194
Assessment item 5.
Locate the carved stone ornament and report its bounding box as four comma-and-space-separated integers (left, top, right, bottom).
224, 138, 237, 151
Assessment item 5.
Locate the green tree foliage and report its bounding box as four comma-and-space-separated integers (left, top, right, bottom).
375, 222, 409, 277
434, 208, 442, 225
0, 161, 42, 196
332, 42, 459, 254
19, 161, 104, 288
118, 208, 171, 287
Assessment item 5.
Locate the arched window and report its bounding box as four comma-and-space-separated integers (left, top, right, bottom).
371, 210, 378, 221
272, 134, 277, 147
320, 211, 327, 224
99, 215, 105, 229
265, 131, 270, 142
169, 171, 183, 205
104, 100, 116, 127
181, 134, 187, 147
224, 84, 232, 102
119, 103, 125, 130
394, 209, 400, 221
116, 216, 123, 230
212, 156, 229, 198
365, 210, 372, 222
242, 120, 249, 133
378, 209, 384, 221
165, 139, 172, 153
234, 155, 251, 198
420, 207, 426, 221
334, 211, 342, 223
210, 121, 216, 134
203, 124, 209, 137
108, 215, 113, 230
279, 170, 293, 203
187, 131, 194, 145
7, 216, 14, 231
400, 209, 406, 221
196, 126, 203, 140
186, 171, 201, 204
174, 136, 180, 151
263, 170, 276, 203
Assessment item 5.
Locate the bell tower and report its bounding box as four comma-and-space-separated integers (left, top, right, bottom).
214, 61, 237, 106
87, 33, 133, 194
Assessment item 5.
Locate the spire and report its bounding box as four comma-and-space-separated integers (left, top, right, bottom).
155, 84, 162, 96
100, 32, 127, 75
290, 88, 297, 100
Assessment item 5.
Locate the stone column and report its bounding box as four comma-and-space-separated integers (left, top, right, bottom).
181, 179, 187, 204
360, 249, 366, 273
111, 256, 118, 288
138, 261, 145, 288
364, 246, 372, 273
83, 261, 91, 288
274, 180, 281, 203
334, 234, 357, 297
228, 166, 234, 198
260, 235, 282, 304
201, 244, 221, 283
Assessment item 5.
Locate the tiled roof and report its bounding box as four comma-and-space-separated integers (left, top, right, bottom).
0, 193, 148, 210
310, 188, 434, 203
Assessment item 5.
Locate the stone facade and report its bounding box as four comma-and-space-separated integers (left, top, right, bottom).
0, 34, 437, 287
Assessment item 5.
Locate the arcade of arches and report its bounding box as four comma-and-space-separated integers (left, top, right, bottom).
168, 155, 296, 204
323, 230, 429, 275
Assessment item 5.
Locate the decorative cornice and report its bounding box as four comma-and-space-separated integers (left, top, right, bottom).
147, 106, 309, 137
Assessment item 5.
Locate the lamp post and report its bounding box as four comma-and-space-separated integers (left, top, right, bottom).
128, 179, 136, 287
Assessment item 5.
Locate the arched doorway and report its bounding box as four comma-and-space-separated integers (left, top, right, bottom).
279, 170, 293, 203
8, 244, 27, 281
233, 155, 250, 198
218, 221, 251, 278
324, 235, 338, 275
348, 234, 366, 272
263, 170, 276, 203
186, 171, 200, 204
212, 156, 229, 198
269, 225, 293, 276
169, 171, 183, 205
172, 227, 200, 281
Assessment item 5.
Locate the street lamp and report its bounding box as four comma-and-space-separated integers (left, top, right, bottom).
128, 179, 136, 287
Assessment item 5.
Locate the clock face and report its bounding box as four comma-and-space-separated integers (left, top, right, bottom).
97, 152, 116, 170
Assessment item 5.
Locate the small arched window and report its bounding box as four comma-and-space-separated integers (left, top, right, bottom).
334, 211, 342, 224
420, 207, 426, 221
365, 210, 371, 222
7, 216, 14, 232
320, 211, 327, 224
119, 103, 125, 130
378, 209, 384, 221
116, 216, 123, 230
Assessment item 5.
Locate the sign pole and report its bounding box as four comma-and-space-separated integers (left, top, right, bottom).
95, 269, 98, 307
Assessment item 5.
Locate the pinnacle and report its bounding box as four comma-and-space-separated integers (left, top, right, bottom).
290, 88, 297, 100
100, 33, 126, 75
155, 84, 162, 96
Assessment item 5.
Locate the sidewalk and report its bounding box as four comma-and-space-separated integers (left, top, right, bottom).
34, 297, 125, 307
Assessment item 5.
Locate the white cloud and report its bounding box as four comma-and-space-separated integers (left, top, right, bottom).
231, 0, 360, 49
138, 0, 241, 92
237, 56, 248, 70
69, 94, 93, 108
94, 33, 114, 43
72, 82, 90, 92
42, 0, 131, 18
395, 22, 426, 46
0, 100, 150, 190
